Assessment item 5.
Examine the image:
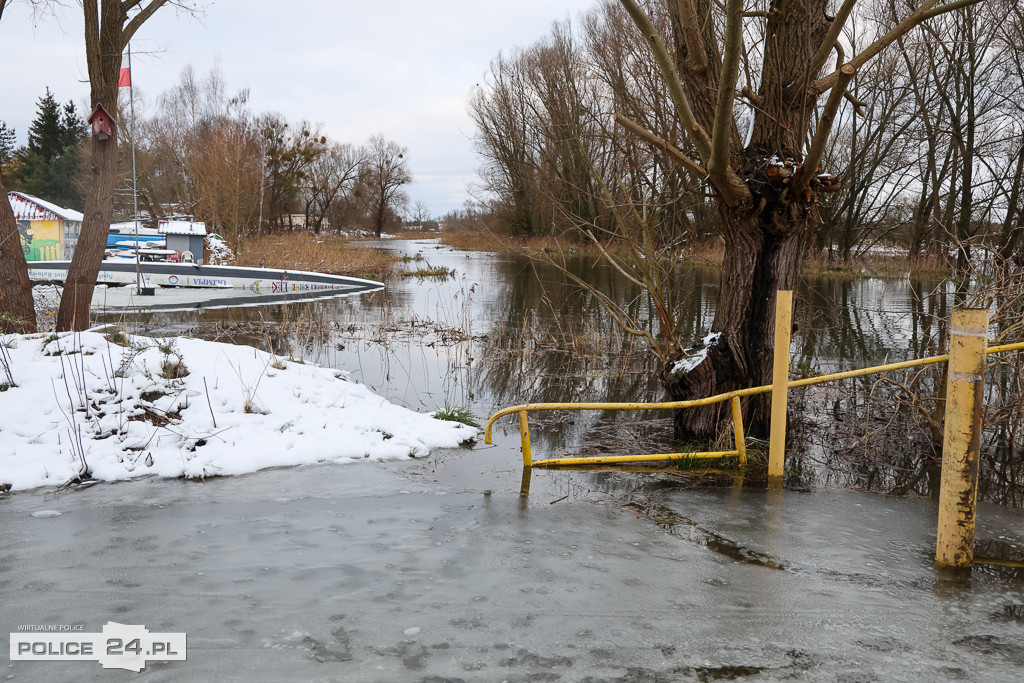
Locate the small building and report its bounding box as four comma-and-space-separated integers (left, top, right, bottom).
159, 220, 207, 263
7, 191, 84, 261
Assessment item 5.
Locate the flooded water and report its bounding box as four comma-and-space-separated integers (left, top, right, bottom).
4, 239, 1024, 680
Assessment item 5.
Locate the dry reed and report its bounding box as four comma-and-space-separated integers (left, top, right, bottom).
233, 232, 397, 279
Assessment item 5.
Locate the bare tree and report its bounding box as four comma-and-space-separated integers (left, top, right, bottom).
259, 115, 326, 230
594, 0, 988, 438
56, 0, 187, 331
364, 134, 411, 238
0, 0, 42, 332
305, 142, 364, 233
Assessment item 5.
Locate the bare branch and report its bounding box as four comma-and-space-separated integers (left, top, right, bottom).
613, 112, 708, 181
620, 0, 712, 160
921, 0, 985, 20
123, 0, 170, 45
739, 86, 763, 107
844, 89, 867, 116
807, 0, 858, 81
813, 0, 984, 93
709, 0, 744, 178
675, 0, 709, 72
796, 64, 856, 191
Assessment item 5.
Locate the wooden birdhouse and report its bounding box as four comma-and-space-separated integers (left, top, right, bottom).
88, 104, 115, 142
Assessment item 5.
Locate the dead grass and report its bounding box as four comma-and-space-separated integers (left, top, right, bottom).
233, 232, 397, 279
802, 249, 951, 279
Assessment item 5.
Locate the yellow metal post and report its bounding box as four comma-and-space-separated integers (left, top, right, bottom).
518, 410, 533, 467
936, 308, 989, 569
768, 290, 793, 478
731, 395, 747, 465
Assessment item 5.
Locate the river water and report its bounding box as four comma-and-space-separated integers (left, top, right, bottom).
4, 239, 1024, 680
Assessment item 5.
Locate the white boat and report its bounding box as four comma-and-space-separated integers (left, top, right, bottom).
28, 260, 384, 295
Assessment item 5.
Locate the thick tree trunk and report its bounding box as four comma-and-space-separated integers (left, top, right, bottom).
55, 0, 127, 331
55, 134, 117, 330
662, 207, 806, 440
0, 178, 37, 333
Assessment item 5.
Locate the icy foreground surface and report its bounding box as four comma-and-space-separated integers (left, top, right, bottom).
0, 331, 475, 490
2, 468, 1024, 681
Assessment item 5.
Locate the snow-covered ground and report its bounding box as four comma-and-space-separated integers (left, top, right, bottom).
0, 330, 476, 492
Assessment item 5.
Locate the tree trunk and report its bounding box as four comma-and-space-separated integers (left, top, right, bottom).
55, 0, 128, 331
56, 133, 117, 331
662, 207, 806, 439
0, 178, 37, 333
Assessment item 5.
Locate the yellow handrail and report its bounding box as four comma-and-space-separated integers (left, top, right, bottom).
484, 340, 1024, 468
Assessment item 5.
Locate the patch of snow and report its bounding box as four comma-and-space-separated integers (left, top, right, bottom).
668, 348, 708, 376
204, 233, 235, 265
0, 331, 477, 492
30, 509, 62, 518
667, 332, 722, 377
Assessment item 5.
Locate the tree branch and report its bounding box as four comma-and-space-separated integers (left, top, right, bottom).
921, 0, 984, 20
844, 89, 867, 116
709, 0, 744, 178
613, 112, 708, 181
796, 64, 856, 192
675, 0, 709, 72
807, 0, 858, 81
123, 0, 170, 45
739, 86, 763, 107
811, 0, 983, 93
620, 0, 712, 160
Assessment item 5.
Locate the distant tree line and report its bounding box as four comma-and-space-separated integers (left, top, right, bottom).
469, 0, 1024, 269
0, 69, 415, 243
126, 66, 412, 241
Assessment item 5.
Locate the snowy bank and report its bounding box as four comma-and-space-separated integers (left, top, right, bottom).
0, 331, 476, 492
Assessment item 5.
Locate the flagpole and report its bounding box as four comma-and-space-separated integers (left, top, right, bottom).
128, 43, 142, 294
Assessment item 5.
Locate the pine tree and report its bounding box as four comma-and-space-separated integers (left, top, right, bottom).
16, 89, 87, 209
0, 122, 14, 164
0, 122, 14, 184
26, 89, 64, 161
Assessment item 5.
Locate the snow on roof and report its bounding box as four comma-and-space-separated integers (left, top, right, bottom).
159, 220, 207, 236
7, 191, 84, 222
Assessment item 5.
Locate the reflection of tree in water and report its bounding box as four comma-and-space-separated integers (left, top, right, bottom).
472, 255, 720, 453
109, 244, 1024, 507
788, 272, 1024, 507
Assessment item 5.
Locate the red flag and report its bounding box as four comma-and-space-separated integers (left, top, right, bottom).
118, 67, 131, 88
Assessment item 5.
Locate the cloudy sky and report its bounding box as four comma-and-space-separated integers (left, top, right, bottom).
0, 0, 598, 216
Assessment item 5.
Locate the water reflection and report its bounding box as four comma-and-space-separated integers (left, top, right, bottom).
105, 239, 1022, 508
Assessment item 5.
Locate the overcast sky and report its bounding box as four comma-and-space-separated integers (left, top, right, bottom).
0, 0, 598, 216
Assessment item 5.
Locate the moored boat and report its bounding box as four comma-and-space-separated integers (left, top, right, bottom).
27, 260, 384, 295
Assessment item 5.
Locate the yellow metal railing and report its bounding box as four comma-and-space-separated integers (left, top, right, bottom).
483, 339, 1024, 469
485, 290, 1024, 569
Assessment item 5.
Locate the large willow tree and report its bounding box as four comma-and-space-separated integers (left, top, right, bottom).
613, 0, 982, 437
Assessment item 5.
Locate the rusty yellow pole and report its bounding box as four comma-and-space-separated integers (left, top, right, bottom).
768, 290, 793, 478
731, 395, 747, 465
936, 308, 989, 569
518, 410, 533, 467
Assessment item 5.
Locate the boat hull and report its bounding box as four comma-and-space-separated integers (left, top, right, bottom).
28, 261, 384, 295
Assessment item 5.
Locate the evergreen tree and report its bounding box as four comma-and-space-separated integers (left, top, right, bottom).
16, 88, 87, 209
0, 122, 14, 164
0, 122, 14, 184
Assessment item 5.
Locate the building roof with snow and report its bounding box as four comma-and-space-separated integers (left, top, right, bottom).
159, 220, 207, 236
7, 191, 84, 222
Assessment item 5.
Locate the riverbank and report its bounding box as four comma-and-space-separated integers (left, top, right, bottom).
0, 330, 475, 491
437, 229, 955, 279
